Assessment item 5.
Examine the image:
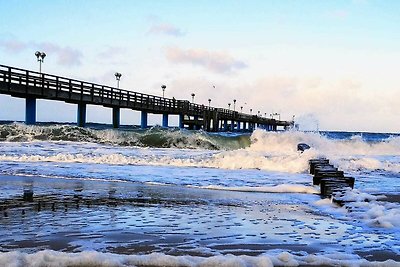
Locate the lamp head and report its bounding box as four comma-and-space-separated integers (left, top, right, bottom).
114, 72, 122, 80
161, 85, 166, 89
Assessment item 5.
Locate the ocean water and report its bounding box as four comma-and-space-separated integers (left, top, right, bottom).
0, 122, 399, 266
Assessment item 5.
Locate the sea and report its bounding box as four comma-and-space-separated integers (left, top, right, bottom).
0, 122, 399, 267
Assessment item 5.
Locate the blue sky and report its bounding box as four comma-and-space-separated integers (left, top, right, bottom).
1, 0, 400, 132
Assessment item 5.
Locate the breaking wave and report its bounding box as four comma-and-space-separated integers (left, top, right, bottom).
0, 123, 250, 150
0, 124, 399, 173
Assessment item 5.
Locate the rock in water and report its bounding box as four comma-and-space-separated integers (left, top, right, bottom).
297, 143, 311, 152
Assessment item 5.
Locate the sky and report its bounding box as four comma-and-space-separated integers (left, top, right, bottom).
0, 0, 399, 132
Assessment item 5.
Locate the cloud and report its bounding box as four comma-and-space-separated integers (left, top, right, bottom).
148, 22, 185, 37
0, 39, 28, 53
165, 46, 247, 74
0, 38, 83, 67
40, 42, 82, 66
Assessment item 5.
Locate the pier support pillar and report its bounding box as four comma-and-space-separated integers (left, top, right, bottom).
249, 123, 254, 131
237, 121, 241, 131
179, 114, 184, 129
194, 115, 200, 130
230, 120, 235, 131
223, 120, 228, 131
162, 113, 169, 128
273, 125, 277, 131
25, 97, 36, 125
141, 111, 148, 129
112, 107, 120, 128
77, 103, 87, 127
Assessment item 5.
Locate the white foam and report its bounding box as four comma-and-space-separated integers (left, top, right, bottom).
1, 129, 400, 174
0, 250, 398, 267
314, 189, 400, 229
198, 184, 319, 194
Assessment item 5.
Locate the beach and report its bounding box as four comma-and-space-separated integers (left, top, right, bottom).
0, 124, 400, 266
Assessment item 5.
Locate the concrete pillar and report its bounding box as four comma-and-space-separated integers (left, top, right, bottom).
249, 123, 254, 131
112, 107, 120, 128
230, 120, 235, 131
242, 122, 246, 131
179, 114, 184, 129
25, 97, 36, 125
77, 103, 86, 127
194, 115, 199, 130
273, 125, 277, 131
141, 111, 148, 129
162, 113, 169, 128
223, 119, 228, 131
237, 121, 241, 131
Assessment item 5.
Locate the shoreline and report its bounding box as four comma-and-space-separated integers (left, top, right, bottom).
1, 174, 400, 264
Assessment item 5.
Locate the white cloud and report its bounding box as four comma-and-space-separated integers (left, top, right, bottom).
0, 38, 83, 67
165, 46, 247, 74
148, 22, 185, 37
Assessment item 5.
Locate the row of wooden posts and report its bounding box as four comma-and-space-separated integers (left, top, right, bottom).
309, 158, 355, 205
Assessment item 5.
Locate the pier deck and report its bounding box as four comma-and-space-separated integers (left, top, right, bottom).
0, 64, 292, 131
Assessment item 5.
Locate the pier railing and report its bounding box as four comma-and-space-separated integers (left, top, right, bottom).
0, 64, 292, 127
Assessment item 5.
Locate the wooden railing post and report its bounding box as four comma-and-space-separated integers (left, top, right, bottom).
25, 70, 29, 94
69, 80, 72, 100
7, 68, 11, 91
55, 77, 59, 97
80, 82, 84, 101
41, 74, 44, 96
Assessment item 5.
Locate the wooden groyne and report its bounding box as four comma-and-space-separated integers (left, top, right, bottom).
0, 64, 293, 132
309, 158, 355, 205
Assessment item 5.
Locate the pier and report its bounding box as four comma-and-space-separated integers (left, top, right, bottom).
0, 64, 293, 131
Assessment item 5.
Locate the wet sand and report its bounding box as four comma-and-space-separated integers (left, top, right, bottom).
0, 174, 399, 263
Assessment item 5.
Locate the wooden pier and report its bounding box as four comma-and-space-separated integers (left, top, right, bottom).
0, 64, 293, 131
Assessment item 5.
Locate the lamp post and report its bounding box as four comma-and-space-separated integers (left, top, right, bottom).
35, 51, 46, 73
233, 99, 236, 112
191, 93, 195, 103
208, 99, 211, 107
264, 112, 267, 117
161, 85, 166, 98
250, 109, 252, 115
258, 111, 261, 117
114, 72, 122, 88
240, 106, 243, 112
228, 103, 231, 110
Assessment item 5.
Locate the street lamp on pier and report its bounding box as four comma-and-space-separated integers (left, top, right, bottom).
161, 85, 166, 98
228, 103, 231, 110
233, 99, 236, 112
240, 106, 243, 112
114, 72, 122, 88
191, 93, 195, 103
35, 51, 46, 73
208, 99, 211, 107
250, 109, 252, 115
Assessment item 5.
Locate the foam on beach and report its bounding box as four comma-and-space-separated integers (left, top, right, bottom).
0, 250, 398, 267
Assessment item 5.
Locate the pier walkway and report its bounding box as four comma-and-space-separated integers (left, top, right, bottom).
0, 64, 293, 131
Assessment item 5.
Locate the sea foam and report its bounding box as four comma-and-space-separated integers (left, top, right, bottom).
0, 250, 398, 267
